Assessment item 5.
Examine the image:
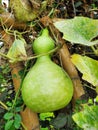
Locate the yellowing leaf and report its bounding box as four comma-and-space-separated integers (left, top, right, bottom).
71, 54, 98, 86
54, 17, 98, 46
7, 39, 27, 63
72, 105, 98, 130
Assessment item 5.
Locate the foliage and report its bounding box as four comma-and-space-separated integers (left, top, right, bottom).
0, 64, 24, 130
72, 102, 98, 130
4, 113, 21, 130
0, 64, 11, 86
39, 111, 82, 130
0, 64, 11, 130
7, 38, 27, 63
54, 14, 98, 130
3, 95, 23, 130
71, 54, 98, 87
54, 17, 98, 46
40, 112, 54, 121
50, 113, 69, 129
10, 0, 40, 22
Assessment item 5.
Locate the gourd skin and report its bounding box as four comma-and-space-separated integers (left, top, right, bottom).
22, 56, 73, 113
33, 29, 55, 55
22, 28, 73, 113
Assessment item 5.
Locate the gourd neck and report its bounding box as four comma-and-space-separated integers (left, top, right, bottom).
36, 55, 51, 63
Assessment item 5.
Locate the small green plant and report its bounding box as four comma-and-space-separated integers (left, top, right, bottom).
0, 63, 25, 130
2, 95, 23, 130
0, 64, 11, 130
2, 92, 23, 130
4, 112, 22, 130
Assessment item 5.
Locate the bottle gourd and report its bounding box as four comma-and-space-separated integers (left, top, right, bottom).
22, 28, 73, 113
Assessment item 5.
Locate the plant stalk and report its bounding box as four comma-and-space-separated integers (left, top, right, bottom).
0, 101, 8, 110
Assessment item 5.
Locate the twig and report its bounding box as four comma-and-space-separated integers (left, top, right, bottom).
72, 0, 76, 16
0, 12, 28, 29
21, 122, 28, 130
0, 101, 8, 110
91, 46, 98, 56
0, 52, 11, 59
89, 9, 98, 11
84, 84, 96, 91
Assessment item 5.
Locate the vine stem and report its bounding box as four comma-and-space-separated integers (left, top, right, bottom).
27, 46, 60, 60
0, 101, 8, 110
91, 46, 98, 56
84, 84, 96, 91
0, 46, 60, 63
21, 122, 28, 130
11, 82, 22, 109
11, 61, 29, 109
0, 52, 11, 59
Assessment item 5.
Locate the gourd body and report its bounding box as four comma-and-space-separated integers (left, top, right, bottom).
22, 56, 73, 112
22, 28, 73, 113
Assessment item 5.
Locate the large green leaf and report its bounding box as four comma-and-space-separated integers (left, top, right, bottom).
72, 105, 98, 130
71, 54, 98, 86
54, 17, 98, 46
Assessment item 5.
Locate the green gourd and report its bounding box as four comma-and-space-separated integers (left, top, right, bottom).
22, 28, 73, 113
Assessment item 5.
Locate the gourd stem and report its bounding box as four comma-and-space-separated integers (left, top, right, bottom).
41, 28, 49, 36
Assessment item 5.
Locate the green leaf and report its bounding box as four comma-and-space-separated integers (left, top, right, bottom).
4, 112, 14, 120
54, 17, 98, 46
72, 105, 98, 130
7, 39, 27, 63
41, 128, 48, 130
14, 114, 21, 129
71, 54, 98, 86
15, 107, 22, 112
18, 69, 24, 79
40, 112, 54, 121
50, 113, 67, 129
4, 120, 14, 130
